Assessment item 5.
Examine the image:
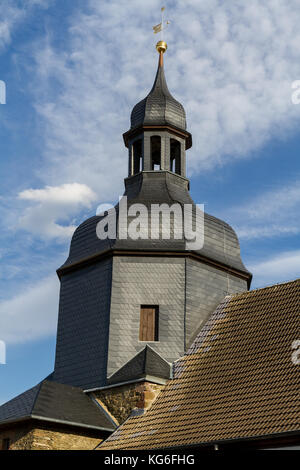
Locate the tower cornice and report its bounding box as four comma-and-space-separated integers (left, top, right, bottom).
123, 124, 192, 150
56, 248, 252, 288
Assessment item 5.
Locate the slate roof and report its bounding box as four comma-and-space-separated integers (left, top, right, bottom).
106, 345, 172, 386
99, 278, 300, 449
60, 171, 250, 283
130, 57, 186, 131
0, 380, 116, 432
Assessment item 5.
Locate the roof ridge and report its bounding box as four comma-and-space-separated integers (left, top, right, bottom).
144, 343, 173, 365
233, 277, 300, 297
106, 346, 147, 381
31, 380, 45, 415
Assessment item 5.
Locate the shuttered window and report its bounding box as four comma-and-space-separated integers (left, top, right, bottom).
139, 305, 159, 341
1, 438, 10, 450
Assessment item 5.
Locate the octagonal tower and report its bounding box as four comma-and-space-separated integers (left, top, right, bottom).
52, 43, 251, 391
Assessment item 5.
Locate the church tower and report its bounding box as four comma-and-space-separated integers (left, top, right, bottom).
52, 40, 251, 393
0, 39, 252, 449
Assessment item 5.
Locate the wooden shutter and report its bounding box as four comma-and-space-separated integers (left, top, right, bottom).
139, 306, 158, 341
1, 438, 10, 450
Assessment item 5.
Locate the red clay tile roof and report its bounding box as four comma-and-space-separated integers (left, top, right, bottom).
99, 279, 300, 449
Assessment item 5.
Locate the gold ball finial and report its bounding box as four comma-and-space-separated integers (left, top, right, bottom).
156, 40, 167, 54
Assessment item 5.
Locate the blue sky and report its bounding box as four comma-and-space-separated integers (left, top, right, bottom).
0, 0, 300, 405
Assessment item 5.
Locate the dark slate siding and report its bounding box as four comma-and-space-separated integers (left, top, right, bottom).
0, 383, 41, 423
61, 215, 113, 268
185, 258, 248, 348
131, 98, 147, 128
34, 381, 116, 430
107, 254, 247, 380
130, 62, 186, 131
107, 256, 185, 377
107, 345, 171, 384
61, 171, 250, 280
53, 259, 112, 389
0, 380, 116, 430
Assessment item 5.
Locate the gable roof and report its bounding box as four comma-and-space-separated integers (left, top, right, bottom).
99, 278, 300, 449
106, 345, 172, 386
0, 379, 116, 432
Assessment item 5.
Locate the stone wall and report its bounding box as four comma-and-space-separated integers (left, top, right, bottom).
29, 426, 101, 450
0, 423, 33, 450
93, 381, 165, 424
0, 422, 105, 450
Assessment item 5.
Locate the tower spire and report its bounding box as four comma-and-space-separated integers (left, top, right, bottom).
124, 12, 192, 177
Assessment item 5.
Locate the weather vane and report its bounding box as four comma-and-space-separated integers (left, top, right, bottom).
153, 6, 170, 56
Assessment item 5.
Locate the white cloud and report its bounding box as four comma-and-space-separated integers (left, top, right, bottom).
0, 0, 50, 51
19, 183, 96, 205
0, 275, 59, 344
227, 179, 300, 240
17, 183, 97, 239
241, 182, 300, 220
0, 3, 24, 50
26, 0, 300, 201
249, 250, 300, 288
237, 226, 299, 240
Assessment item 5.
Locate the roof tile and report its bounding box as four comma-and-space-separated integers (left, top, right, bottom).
100, 279, 300, 449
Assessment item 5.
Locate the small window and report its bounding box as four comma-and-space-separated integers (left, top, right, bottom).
170, 139, 181, 174
139, 305, 159, 342
151, 136, 161, 170
1, 438, 10, 450
132, 139, 143, 174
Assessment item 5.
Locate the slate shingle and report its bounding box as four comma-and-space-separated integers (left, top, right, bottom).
107, 345, 172, 385
130, 58, 186, 131
0, 380, 116, 431
61, 171, 250, 280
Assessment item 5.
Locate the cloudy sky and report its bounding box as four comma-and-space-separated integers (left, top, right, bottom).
0, 0, 300, 404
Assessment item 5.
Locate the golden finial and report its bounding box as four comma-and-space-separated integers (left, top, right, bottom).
156, 40, 167, 54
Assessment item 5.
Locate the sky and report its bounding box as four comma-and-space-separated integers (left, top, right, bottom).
0, 0, 300, 405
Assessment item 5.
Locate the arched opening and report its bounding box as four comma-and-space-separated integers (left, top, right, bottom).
132, 139, 143, 174
170, 139, 181, 175
151, 136, 161, 170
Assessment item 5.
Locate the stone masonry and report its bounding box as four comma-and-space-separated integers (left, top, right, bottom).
0, 423, 104, 450
93, 382, 165, 424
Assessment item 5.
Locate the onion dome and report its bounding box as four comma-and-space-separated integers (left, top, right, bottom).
130, 41, 186, 131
